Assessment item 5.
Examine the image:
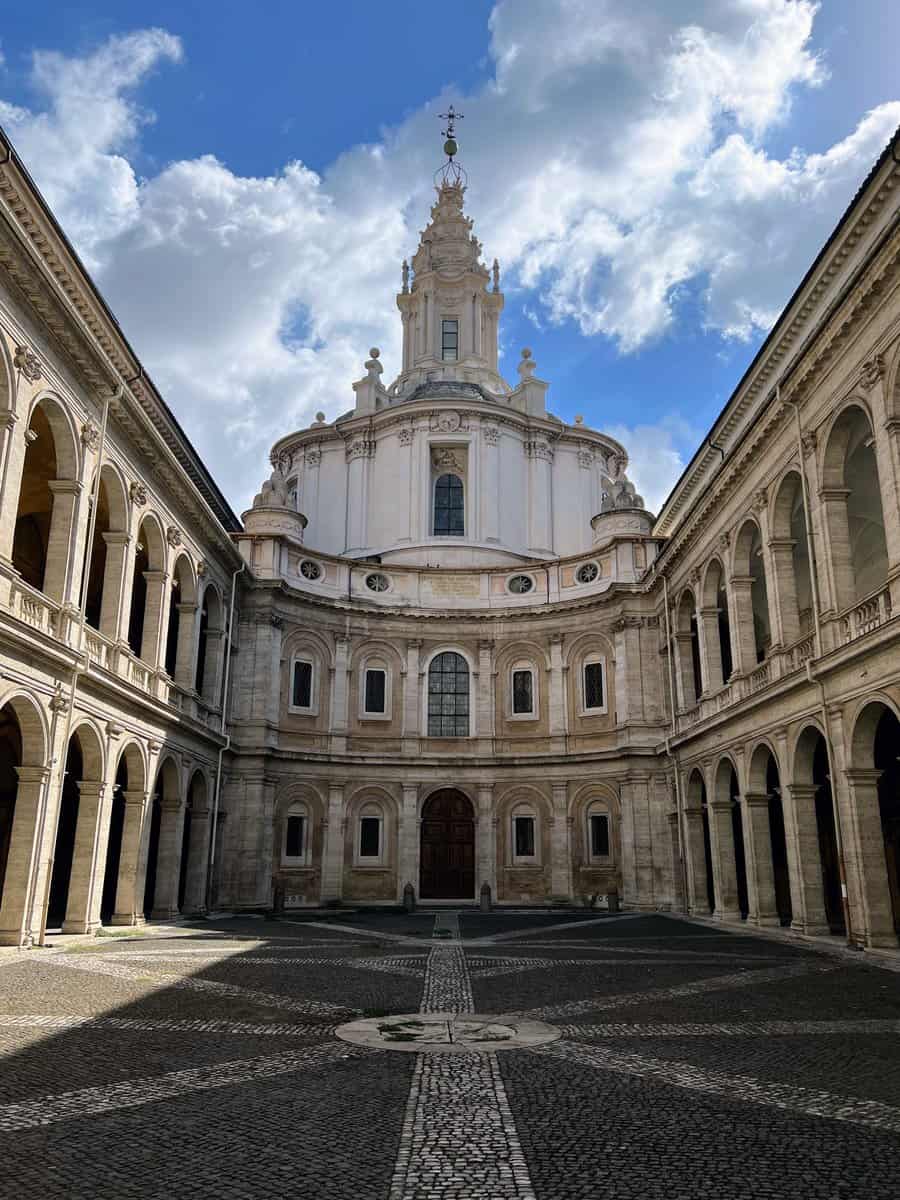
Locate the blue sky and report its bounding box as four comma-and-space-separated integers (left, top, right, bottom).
1, 2, 898, 512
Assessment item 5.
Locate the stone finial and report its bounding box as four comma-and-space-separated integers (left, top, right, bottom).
575, 414, 584, 426
492, 258, 500, 293
13, 344, 42, 382
517, 347, 536, 381
401, 259, 409, 294
365, 348, 383, 380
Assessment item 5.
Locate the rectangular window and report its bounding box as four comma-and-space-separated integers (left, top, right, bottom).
590, 814, 610, 858
441, 318, 459, 361
359, 816, 381, 859
285, 815, 305, 859
364, 668, 386, 714
512, 669, 534, 715
584, 661, 604, 711
514, 815, 536, 858
292, 660, 313, 709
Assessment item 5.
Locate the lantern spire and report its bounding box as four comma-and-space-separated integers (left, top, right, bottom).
435, 105, 466, 188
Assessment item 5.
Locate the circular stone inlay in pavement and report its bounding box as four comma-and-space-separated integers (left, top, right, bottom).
335, 1011, 562, 1053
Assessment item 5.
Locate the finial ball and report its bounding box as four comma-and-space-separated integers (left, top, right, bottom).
521, 347, 532, 359
369, 347, 380, 359
444, 137, 458, 158
315, 411, 326, 423
575, 414, 584, 425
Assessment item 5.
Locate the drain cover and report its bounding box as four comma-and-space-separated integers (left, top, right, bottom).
335, 1011, 561, 1053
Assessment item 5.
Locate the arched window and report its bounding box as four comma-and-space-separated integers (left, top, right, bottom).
356, 800, 385, 865
282, 802, 310, 866
427, 651, 470, 737
359, 656, 390, 719
511, 802, 539, 865
289, 655, 317, 714
823, 406, 888, 609
433, 474, 464, 536
580, 654, 607, 715
586, 803, 612, 863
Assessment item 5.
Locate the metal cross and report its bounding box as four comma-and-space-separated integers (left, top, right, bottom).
439, 106, 464, 138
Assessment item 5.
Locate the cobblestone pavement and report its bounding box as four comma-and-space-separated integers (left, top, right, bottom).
0, 912, 898, 1198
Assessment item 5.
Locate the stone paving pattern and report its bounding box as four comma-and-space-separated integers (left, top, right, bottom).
0, 912, 898, 1198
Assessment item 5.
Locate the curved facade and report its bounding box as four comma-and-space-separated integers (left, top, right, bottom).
0, 127, 899, 953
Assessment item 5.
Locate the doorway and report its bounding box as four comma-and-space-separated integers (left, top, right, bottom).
420, 789, 475, 900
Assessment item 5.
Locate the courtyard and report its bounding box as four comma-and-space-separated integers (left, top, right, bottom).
0, 911, 898, 1199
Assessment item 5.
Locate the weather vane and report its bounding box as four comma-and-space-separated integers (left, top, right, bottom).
435, 106, 467, 188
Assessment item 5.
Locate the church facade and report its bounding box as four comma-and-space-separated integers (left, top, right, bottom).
0, 124, 899, 952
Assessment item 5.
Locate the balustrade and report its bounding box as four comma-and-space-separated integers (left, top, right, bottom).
839, 586, 892, 643
10, 581, 59, 637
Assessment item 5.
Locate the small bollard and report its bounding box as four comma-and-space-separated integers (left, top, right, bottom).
607, 889, 620, 914
403, 882, 416, 912
480, 881, 492, 912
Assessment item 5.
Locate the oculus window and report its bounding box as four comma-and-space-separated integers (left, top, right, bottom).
291, 659, 313, 710
427, 651, 470, 737
433, 474, 464, 536
512, 669, 534, 715
364, 668, 387, 715
441, 318, 459, 361
583, 660, 605, 711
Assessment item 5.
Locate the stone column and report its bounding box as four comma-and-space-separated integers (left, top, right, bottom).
667, 810, 686, 912
707, 799, 741, 921
728, 576, 758, 676
697, 607, 724, 693
0, 766, 49, 945
182, 804, 211, 913
818, 489, 854, 615
476, 784, 497, 899
614, 619, 644, 722
402, 639, 421, 753
98, 531, 131, 642
111, 790, 149, 925
682, 806, 710, 915
330, 635, 350, 754
550, 783, 571, 901
481, 422, 500, 543
741, 792, 780, 927
674, 632, 696, 708
843, 769, 897, 949
140, 570, 169, 666
548, 633, 567, 752
526, 442, 553, 557
321, 783, 345, 903
345, 443, 373, 556
201, 627, 226, 708
42, 479, 82, 605
173, 602, 199, 688
0, 409, 21, 572
783, 782, 829, 936
399, 783, 419, 896
477, 640, 493, 750
151, 800, 186, 919
768, 539, 801, 648
62, 783, 106, 934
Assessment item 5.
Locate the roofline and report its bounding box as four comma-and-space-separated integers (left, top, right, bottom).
654, 123, 900, 535
0, 123, 242, 533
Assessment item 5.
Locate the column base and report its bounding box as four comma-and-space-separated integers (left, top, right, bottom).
689, 904, 712, 916
150, 907, 181, 921
0, 928, 30, 947
110, 913, 146, 927
712, 909, 742, 923
791, 919, 830, 937
865, 931, 900, 950
62, 919, 100, 935
752, 914, 782, 928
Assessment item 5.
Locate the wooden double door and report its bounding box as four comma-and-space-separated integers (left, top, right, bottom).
420, 789, 475, 900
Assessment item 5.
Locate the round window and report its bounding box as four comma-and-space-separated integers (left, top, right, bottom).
576, 562, 599, 584
507, 574, 534, 595
300, 559, 322, 581
365, 572, 390, 593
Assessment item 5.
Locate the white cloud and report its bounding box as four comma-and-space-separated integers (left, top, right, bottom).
1, 4, 898, 510
607, 416, 702, 514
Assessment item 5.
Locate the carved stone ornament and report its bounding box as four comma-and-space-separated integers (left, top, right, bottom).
751, 488, 768, 513
800, 430, 817, 457
129, 481, 147, 506
304, 448, 322, 467
432, 447, 465, 472
13, 344, 42, 383
483, 426, 500, 447
398, 426, 415, 447
269, 613, 284, 630
577, 448, 594, 469
270, 449, 293, 474
81, 420, 100, 452
717, 531, 731, 554
166, 525, 182, 548
431, 410, 462, 433
860, 354, 885, 390
49, 688, 69, 715
345, 438, 376, 461
106, 722, 124, 739
196, 559, 208, 578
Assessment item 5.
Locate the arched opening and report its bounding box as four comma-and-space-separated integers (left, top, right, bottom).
733, 519, 771, 666
100, 756, 127, 925
177, 783, 193, 912
426, 651, 470, 737
12, 399, 78, 597
83, 475, 110, 630
717, 575, 733, 682
675, 590, 701, 708
46, 737, 82, 929
728, 766, 749, 920
794, 726, 844, 936
687, 770, 715, 914
142, 789, 162, 921
163, 554, 197, 685
874, 708, 900, 934
46, 726, 104, 932
83, 466, 129, 634
195, 588, 210, 695
766, 753, 792, 925
823, 406, 888, 609
772, 472, 813, 644
127, 517, 165, 661
420, 789, 474, 900
701, 559, 732, 690
433, 473, 464, 536
0, 707, 23, 909
143, 756, 182, 920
